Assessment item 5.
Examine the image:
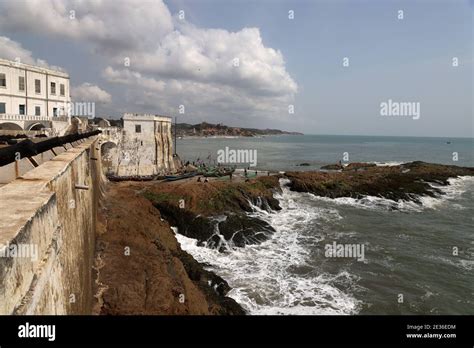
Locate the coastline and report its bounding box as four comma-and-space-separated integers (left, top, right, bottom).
177, 134, 302, 139
93, 181, 247, 315
176, 135, 474, 172
94, 161, 474, 314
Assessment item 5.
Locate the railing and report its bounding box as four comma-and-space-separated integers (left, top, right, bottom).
0, 114, 70, 122
52, 116, 70, 122
0, 114, 50, 121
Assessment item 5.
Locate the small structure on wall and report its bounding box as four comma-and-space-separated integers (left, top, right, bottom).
100, 113, 178, 177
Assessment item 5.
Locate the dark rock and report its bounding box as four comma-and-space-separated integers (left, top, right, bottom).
213, 214, 275, 249
286, 162, 474, 204
153, 202, 215, 241
245, 194, 281, 212
343, 162, 376, 171
321, 163, 343, 170
154, 202, 275, 252
297, 163, 310, 166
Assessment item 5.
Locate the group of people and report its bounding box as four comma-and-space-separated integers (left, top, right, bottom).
243, 168, 259, 177
190, 162, 271, 183
196, 176, 209, 183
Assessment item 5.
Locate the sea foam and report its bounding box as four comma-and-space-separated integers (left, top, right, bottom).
175, 178, 361, 315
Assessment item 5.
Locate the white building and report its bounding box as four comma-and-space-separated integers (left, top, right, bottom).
100, 113, 177, 176
0, 58, 71, 134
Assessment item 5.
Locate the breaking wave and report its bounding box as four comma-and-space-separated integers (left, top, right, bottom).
175, 178, 361, 315
372, 161, 404, 167
174, 176, 473, 315
305, 176, 474, 212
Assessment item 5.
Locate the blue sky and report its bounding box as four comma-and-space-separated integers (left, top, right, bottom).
0, 0, 472, 137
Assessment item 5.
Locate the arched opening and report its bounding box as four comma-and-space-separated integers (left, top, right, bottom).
98, 118, 111, 128
0, 122, 23, 131
101, 141, 117, 154
101, 141, 118, 175
28, 123, 46, 131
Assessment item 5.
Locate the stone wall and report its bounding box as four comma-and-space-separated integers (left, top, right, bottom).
100, 115, 177, 177
0, 136, 105, 314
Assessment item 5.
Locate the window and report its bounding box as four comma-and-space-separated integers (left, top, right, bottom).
135, 124, 142, 133
53, 107, 58, 117
19, 76, 25, 91
19, 104, 25, 115
35, 79, 41, 94
0, 73, 6, 88
35, 106, 41, 116
0, 103, 5, 113
60, 84, 65, 96
50, 82, 56, 95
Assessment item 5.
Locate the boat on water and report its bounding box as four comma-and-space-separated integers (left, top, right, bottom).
201, 167, 235, 177
107, 174, 156, 182
165, 172, 197, 181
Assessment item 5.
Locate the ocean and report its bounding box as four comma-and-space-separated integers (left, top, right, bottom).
175, 135, 474, 314
177, 134, 474, 171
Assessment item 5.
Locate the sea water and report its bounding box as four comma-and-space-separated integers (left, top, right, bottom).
175, 135, 474, 314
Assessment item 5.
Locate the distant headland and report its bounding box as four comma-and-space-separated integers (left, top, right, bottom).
174, 122, 303, 137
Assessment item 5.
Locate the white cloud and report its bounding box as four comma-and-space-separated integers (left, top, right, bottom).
0, 36, 63, 71
103, 67, 291, 122
0, 0, 297, 121
72, 83, 112, 104
102, 67, 166, 92
127, 24, 297, 98
0, 0, 173, 54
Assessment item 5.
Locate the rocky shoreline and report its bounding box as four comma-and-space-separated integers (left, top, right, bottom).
287, 161, 474, 203
142, 176, 281, 252
93, 161, 473, 314
93, 181, 248, 315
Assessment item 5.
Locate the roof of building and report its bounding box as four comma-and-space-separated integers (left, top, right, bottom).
123, 113, 172, 122
0, 58, 69, 78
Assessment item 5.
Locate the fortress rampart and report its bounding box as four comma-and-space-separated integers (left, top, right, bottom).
0, 135, 104, 314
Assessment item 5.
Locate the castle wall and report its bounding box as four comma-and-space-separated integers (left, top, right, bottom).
0, 136, 104, 314
101, 114, 176, 176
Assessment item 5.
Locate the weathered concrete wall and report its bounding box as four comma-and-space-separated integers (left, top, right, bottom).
99, 114, 176, 177
0, 136, 105, 314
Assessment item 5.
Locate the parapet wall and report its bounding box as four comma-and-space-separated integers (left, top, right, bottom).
0, 136, 104, 314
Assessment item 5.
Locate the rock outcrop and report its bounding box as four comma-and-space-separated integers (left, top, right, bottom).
286, 161, 474, 203
321, 163, 343, 170
94, 175, 282, 315
343, 162, 376, 171
143, 176, 281, 252
94, 182, 245, 315
154, 202, 275, 252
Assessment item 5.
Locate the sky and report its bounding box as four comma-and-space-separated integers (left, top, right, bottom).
0, 0, 472, 137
